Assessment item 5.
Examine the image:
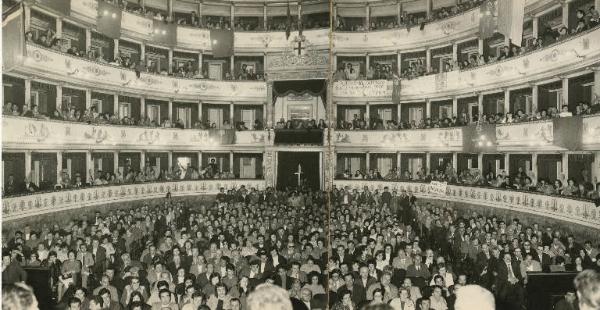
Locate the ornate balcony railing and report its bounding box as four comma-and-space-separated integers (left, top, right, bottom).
2, 117, 272, 151
333, 180, 600, 229
333, 27, 600, 101
20, 44, 267, 101
66, 0, 329, 52
1, 179, 267, 221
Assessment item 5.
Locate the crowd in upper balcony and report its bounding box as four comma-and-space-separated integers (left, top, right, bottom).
274, 118, 328, 130
336, 162, 600, 202
335, 0, 485, 32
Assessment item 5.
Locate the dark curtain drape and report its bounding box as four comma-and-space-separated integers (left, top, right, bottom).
272, 79, 327, 104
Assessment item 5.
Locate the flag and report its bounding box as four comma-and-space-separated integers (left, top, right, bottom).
479, 0, 496, 39
2, 4, 25, 72
152, 20, 177, 47
34, 0, 70, 16
210, 29, 234, 58
497, 0, 525, 46
392, 77, 401, 105
285, 0, 291, 40
97, 1, 122, 39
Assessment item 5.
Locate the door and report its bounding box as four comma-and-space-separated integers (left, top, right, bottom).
408, 157, 423, 175
375, 107, 393, 123
439, 105, 453, 119
119, 102, 131, 119
176, 107, 192, 128
408, 107, 423, 124
376, 156, 392, 175
147, 105, 161, 123
91, 99, 103, 113
209, 63, 223, 80
345, 108, 362, 123
208, 108, 224, 128
240, 157, 256, 179
468, 102, 478, 122
241, 109, 256, 128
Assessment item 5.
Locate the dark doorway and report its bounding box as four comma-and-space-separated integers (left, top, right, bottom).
277, 152, 320, 190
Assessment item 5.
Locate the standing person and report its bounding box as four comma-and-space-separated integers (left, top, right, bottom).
574, 270, 600, 310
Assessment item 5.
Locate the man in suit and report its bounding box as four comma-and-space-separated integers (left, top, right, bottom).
274, 265, 294, 289
519, 253, 542, 284
22, 177, 38, 193
495, 253, 525, 309
258, 249, 274, 275
91, 238, 107, 277
406, 255, 431, 282
4, 175, 20, 195
553, 291, 579, 310
355, 266, 377, 301
338, 273, 366, 306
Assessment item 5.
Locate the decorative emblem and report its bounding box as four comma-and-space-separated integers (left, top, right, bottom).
84, 127, 109, 143
24, 122, 50, 142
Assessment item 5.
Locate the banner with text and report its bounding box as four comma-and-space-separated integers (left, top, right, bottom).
333, 80, 392, 98
429, 181, 448, 196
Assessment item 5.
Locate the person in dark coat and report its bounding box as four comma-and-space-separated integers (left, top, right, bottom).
2, 252, 27, 285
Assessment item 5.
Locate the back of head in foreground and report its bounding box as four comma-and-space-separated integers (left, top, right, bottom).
575, 269, 600, 310
2, 283, 39, 310
454, 285, 495, 310
247, 283, 293, 310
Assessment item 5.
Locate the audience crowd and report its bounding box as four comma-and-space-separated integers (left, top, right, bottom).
3, 186, 600, 310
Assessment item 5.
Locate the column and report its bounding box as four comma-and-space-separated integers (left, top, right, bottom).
504, 154, 510, 175
365, 5, 370, 30
426, 100, 431, 118
24, 79, 31, 111
113, 94, 119, 118
140, 43, 145, 62
85, 28, 92, 53
167, 151, 173, 170
167, 0, 174, 21
85, 89, 92, 110
140, 151, 146, 170
24, 4, 31, 32
25, 151, 32, 181
56, 18, 63, 38
562, 77, 569, 109
365, 102, 370, 128
562, 153, 569, 179
229, 151, 234, 173
397, 1, 402, 25
113, 151, 120, 174
197, 152, 203, 169
332, 53, 337, 70
266, 82, 274, 128
263, 102, 267, 127
426, 0, 432, 18
198, 52, 203, 73
562, 2, 569, 27
396, 152, 402, 171
168, 100, 173, 122
478, 39, 484, 55
532, 16, 539, 38
477, 153, 483, 172
531, 84, 539, 113
168, 49, 173, 74
140, 97, 146, 120
85, 151, 93, 183
230, 55, 235, 77
452, 97, 458, 117
56, 85, 63, 112
531, 152, 538, 184
113, 39, 119, 58
397, 51, 402, 76
503, 89, 510, 114
263, 4, 268, 30
333, 102, 338, 126
229, 102, 234, 123
425, 152, 431, 174
56, 151, 63, 185
365, 54, 370, 72
397, 103, 402, 123
231, 4, 235, 30
366, 152, 370, 171
452, 152, 458, 172
477, 93, 483, 120
452, 42, 458, 63
594, 69, 600, 102
425, 48, 431, 73
198, 101, 203, 123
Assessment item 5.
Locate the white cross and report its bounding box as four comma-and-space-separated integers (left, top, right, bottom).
294, 164, 303, 187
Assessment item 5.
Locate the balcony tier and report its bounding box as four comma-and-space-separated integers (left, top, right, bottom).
333, 27, 600, 101
2, 116, 272, 151
333, 180, 600, 229
1, 179, 266, 221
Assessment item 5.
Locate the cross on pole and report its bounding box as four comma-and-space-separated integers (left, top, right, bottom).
294, 163, 303, 186
293, 41, 304, 56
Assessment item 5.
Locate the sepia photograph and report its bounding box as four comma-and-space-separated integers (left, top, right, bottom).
1, 0, 599, 309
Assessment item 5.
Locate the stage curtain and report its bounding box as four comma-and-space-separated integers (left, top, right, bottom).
272, 80, 327, 104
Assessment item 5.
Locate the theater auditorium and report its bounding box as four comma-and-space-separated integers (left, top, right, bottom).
2, 0, 600, 309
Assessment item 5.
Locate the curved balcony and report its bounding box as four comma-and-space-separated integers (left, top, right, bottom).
1, 179, 266, 221
333, 27, 600, 101
333, 180, 600, 229
18, 44, 267, 102
54, 1, 329, 52
332, 115, 600, 152
2, 116, 273, 151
